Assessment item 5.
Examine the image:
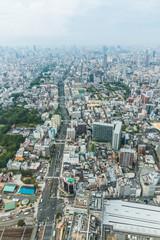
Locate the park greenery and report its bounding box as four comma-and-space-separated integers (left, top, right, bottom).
21, 170, 33, 177
0, 134, 25, 168
0, 105, 43, 168
0, 106, 43, 126
87, 86, 96, 99
122, 124, 140, 133
30, 65, 56, 88
104, 81, 130, 100
21, 177, 36, 184
30, 75, 43, 88
10, 93, 24, 102
87, 82, 130, 100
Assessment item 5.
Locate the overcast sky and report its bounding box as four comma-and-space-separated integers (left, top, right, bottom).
0, 0, 160, 46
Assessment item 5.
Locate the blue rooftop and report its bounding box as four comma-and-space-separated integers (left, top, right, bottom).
90, 152, 94, 157
19, 186, 35, 195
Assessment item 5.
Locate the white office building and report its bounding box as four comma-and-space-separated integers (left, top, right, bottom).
67, 127, 76, 140
112, 121, 122, 151
140, 167, 160, 197
51, 114, 61, 128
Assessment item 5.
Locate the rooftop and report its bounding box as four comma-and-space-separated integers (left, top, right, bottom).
19, 186, 35, 195
103, 200, 160, 238
5, 201, 16, 212
3, 184, 17, 193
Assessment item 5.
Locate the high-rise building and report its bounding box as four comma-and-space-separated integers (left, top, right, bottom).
66, 127, 76, 140
77, 123, 87, 135
156, 141, 160, 162
141, 93, 150, 104
112, 121, 122, 151
103, 54, 107, 68
58, 80, 64, 97
145, 49, 150, 67
124, 133, 130, 145
140, 167, 160, 197
88, 73, 94, 83
146, 104, 153, 114
119, 148, 137, 168
138, 144, 146, 155
48, 126, 57, 139
93, 122, 114, 143
64, 178, 74, 194
51, 114, 61, 128
93, 121, 122, 150
103, 45, 108, 53
146, 90, 153, 98
153, 50, 156, 58
116, 177, 141, 198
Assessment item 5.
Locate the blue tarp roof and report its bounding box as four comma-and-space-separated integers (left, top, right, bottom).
19, 186, 35, 195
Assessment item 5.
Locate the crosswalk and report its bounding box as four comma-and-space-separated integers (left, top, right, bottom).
43, 221, 55, 240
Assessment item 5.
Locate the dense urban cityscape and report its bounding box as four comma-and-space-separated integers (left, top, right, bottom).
0, 45, 159, 240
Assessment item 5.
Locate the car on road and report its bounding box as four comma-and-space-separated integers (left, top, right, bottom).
24, 212, 29, 215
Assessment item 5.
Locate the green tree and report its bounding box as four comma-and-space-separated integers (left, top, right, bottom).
90, 143, 94, 152
33, 183, 38, 189
21, 170, 32, 177
18, 219, 25, 227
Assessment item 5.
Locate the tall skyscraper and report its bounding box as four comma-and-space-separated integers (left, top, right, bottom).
103, 53, 107, 68
112, 121, 122, 151
145, 49, 150, 67
89, 73, 94, 83
103, 45, 108, 53
146, 104, 153, 114
93, 121, 122, 150
93, 122, 114, 143
153, 50, 156, 58
58, 80, 64, 97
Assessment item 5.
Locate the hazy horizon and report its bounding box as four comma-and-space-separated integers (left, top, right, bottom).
0, 0, 160, 47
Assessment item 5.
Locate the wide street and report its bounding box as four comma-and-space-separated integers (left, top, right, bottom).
37, 102, 69, 240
